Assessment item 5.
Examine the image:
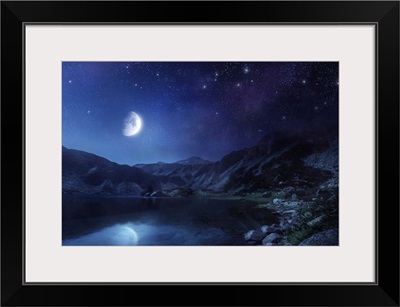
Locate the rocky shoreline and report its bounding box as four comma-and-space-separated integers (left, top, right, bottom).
243, 183, 339, 246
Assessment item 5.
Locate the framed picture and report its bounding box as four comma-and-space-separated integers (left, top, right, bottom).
1, 1, 399, 306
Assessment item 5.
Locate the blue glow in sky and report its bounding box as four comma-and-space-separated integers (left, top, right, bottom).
62, 62, 338, 165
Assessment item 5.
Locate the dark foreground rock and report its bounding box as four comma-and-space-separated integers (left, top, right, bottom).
299, 229, 339, 246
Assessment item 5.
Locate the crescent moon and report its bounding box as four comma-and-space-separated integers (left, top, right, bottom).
122, 111, 142, 136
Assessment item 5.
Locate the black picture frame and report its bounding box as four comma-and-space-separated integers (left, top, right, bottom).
1, 1, 399, 306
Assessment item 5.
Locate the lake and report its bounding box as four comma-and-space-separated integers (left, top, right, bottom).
62, 196, 277, 246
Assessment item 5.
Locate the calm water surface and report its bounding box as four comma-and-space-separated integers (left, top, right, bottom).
62, 196, 277, 246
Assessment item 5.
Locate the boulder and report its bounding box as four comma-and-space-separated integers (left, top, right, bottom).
261, 225, 280, 234
299, 229, 339, 246
281, 209, 298, 216
244, 230, 265, 242
284, 201, 300, 207
288, 216, 298, 225
273, 198, 282, 205
261, 225, 271, 233
262, 233, 282, 245
307, 214, 326, 227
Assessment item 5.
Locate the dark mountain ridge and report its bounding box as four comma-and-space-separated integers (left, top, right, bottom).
62, 147, 161, 195
176, 156, 212, 165
63, 127, 338, 196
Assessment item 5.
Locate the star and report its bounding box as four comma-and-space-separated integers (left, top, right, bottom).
236, 83, 240, 87
302, 80, 306, 84
135, 84, 138, 87
282, 116, 286, 120
202, 85, 207, 89
244, 67, 249, 74
87, 110, 91, 114
69, 80, 72, 84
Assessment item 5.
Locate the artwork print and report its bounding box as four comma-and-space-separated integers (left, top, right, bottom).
62, 62, 339, 246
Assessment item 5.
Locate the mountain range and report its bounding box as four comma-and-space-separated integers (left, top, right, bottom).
62, 128, 338, 196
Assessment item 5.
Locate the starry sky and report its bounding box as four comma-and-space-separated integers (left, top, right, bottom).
62, 62, 338, 165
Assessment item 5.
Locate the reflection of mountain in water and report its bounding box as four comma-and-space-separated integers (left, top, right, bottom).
62, 196, 278, 245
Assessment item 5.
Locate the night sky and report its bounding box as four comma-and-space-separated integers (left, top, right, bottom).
62, 62, 338, 165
